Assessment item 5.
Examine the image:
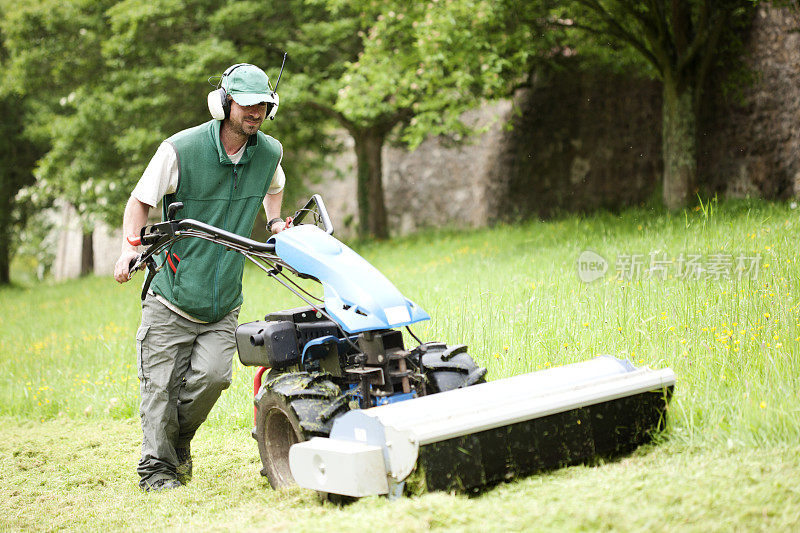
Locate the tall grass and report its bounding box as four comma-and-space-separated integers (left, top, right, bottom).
1, 199, 798, 450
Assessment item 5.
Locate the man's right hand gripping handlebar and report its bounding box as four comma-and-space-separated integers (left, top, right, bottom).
114, 235, 143, 283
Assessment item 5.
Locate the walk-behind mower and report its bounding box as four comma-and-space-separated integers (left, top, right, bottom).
130, 195, 675, 499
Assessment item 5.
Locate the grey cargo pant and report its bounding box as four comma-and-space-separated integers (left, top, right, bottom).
135, 293, 239, 484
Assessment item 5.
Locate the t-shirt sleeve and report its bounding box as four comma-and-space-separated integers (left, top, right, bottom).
267, 163, 286, 195
131, 142, 179, 207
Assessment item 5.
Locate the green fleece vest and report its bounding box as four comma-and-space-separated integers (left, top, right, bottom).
150, 119, 282, 322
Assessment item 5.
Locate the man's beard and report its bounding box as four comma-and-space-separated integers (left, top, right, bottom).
234, 120, 259, 137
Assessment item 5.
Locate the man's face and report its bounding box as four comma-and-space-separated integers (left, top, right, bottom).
228, 98, 267, 136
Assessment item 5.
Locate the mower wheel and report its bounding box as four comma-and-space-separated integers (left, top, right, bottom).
421, 344, 487, 393
254, 372, 349, 490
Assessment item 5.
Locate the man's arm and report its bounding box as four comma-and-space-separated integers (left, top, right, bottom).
113, 196, 151, 283
264, 162, 288, 234
264, 190, 288, 234
114, 142, 177, 284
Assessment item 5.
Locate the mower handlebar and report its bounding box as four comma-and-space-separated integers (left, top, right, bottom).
291, 194, 334, 235
130, 194, 337, 277
173, 219, 277, 253
126, 218, 276, 280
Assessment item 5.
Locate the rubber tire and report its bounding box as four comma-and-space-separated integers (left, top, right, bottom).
254, 373, 349, 490
254, 390, 305, 489
422, 345, 487, 393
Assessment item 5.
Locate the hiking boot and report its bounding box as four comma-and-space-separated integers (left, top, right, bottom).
140, 477, 182, 492
176, 446, 192, 485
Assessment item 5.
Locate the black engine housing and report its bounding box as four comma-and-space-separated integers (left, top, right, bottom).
236, 306, 340, 368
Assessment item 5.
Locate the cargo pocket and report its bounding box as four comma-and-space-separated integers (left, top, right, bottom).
136, 325, 150, 390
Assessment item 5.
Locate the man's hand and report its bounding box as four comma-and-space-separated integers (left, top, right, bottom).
114, 250, 140, 283
115, 196, 151, 284
269, 216, 293, 234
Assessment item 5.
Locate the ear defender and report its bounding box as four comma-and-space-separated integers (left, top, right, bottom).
266, 93, 279, 120
207, 87, 228, 121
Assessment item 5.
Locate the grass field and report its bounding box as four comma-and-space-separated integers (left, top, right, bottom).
2, 199, 800, 531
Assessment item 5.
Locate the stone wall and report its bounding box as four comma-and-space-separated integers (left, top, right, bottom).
315, 100, 515, 238
382, 100, 514, 232
320, 73, 662, 235
495, 72, 663, 219
51, 202, 84, 281
700, 5, 800, 198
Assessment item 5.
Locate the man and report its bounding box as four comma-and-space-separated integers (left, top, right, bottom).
114, 63, 289, 492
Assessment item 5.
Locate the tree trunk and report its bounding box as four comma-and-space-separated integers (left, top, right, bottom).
80, 230, 94, 276
0, 151, 14, 285
352, 128, 389, 239
0, 229, 9, 285
661, 77, 697, 210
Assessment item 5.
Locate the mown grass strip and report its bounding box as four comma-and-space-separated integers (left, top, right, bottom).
1, 418, 798, 531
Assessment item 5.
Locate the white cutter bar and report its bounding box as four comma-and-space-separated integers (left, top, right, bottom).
290, 356, 675, 497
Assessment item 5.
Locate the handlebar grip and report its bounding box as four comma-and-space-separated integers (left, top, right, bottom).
128, 255, 143, 279
127, 235, 141, 246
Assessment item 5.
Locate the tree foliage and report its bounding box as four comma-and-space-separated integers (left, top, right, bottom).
0, 0, 771, 282
308, 0, 537, 237
0, 2, 47, 283
5, 0, 332, 230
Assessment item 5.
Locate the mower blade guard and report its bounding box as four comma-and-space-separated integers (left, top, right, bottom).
270, 225, 429, 333
289, 356, 675, 497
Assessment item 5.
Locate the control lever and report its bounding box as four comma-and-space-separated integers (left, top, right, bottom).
167, 202, 184, 220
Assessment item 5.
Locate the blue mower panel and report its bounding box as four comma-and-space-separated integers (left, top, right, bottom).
270, 225, 430, 333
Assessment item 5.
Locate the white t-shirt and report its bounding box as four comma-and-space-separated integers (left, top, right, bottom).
133, 140, 286, 323
132, 141, 286, 208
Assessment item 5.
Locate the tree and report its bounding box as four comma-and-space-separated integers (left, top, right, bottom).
1, 0, 119, 277
0, 96, 40, 284
296, 0, 529, 237
214, 0, 524, 238
0, 4, 45, 284
216, 2, 391, 237
6, 0, 328, 249
550, 1, 755, 209
328, 1, 518, 237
